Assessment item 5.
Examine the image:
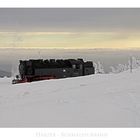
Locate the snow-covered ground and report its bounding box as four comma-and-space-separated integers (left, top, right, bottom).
0, 69, 140, 127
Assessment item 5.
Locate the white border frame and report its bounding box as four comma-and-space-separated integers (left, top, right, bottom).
0, 0, 140, 7
0, 1, 140, 140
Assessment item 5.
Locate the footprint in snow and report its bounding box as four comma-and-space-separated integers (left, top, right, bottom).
57, 99, 69, 104
80, 84, 87, 87
23, 91, 30, 96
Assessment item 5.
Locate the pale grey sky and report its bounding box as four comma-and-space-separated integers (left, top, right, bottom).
0, 8, 140, 32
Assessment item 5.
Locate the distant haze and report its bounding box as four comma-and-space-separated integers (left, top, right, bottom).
1, 48, 140, 77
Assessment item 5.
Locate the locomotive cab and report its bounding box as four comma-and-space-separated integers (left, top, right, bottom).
12, 58, 95, 84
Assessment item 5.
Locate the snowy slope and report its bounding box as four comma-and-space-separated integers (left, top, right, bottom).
0, 69, 140, 127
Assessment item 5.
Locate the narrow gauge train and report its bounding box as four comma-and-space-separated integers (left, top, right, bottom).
12, 58, 95, 84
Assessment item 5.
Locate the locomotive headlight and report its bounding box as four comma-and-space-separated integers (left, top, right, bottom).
63, 69, 66, 72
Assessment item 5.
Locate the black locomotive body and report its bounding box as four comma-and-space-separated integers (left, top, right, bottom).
13, 58, 95, 84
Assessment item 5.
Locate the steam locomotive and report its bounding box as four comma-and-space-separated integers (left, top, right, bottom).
12, 58, 95, 84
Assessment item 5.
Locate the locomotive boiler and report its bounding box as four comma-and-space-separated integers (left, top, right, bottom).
12, 58, 95, 84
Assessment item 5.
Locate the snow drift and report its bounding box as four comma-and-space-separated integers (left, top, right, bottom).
0, 68, 140, 127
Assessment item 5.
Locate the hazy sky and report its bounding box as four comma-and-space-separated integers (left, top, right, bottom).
0, 8, 140, 49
